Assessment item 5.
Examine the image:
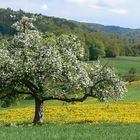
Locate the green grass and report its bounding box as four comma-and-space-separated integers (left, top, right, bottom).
0, 99, 66, 109
101, 58, 140, 75
88, 56, 140, 79
117, 56, 140, 61
123, 84, 140, 102
98, 56, 140, 81
0, 124, 140, 140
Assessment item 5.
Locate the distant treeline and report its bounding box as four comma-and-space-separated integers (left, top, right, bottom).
0, 8, 140, 60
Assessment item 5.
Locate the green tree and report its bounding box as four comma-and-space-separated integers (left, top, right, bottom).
84, 33, 106, 61
89, 39, 105, 60
125, 67, 137, 83
105, 44, 119, 57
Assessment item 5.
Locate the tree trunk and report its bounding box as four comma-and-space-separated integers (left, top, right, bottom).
33, 98, 44, 125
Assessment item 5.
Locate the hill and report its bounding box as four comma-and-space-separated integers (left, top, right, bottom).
84, 23, 140, 41
83, 23, 131, 34
0, 8, 140, 59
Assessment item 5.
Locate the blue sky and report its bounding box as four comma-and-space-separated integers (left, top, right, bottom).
0, 0, 140, 28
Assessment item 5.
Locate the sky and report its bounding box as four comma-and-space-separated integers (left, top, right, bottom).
0, 0, 140, 29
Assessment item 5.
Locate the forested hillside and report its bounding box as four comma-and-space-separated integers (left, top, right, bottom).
84, 23, 140, 44
0, 8, 140, 59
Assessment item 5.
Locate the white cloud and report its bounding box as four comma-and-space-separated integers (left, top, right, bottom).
66, 0, 127, 14
40, 4, 48, 10
89, 4, 105, 10
64, 0, 128, 16
109, 8, 127, 14
99, 0, 126, 7
89, 3, 127, 15
65, 0, 126, 6
66, 0, 89, 4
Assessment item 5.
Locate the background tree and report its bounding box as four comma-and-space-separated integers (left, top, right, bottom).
0, 17, 127, 124
89, 39, 105, 60
105, 45, 119, 57
84, 32, 105, 60
124, 67, 137, 83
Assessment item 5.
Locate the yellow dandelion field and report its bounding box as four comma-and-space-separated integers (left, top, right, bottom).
0, 102, 140, 125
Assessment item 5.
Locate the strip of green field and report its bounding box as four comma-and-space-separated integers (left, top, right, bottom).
123, 84, 140, 102
0, 124, 140, 140
117, 56, 140, 61
101, 59, 140, 74
100, 57, 140, 78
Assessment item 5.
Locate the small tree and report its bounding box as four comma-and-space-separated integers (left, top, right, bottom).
124, 67, 137, 83
105, 45, 119, 58
0, 17, 127, 124
89, 39, 105, 60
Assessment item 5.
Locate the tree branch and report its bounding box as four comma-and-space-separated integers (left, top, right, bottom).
93, 78, 114, 87
22, 80, 38, 95
42, 94, 96, 102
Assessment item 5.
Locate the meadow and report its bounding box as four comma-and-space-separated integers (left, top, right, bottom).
0, 124, 140, 140
101, 56, 140, 77
0, 56, 140, 140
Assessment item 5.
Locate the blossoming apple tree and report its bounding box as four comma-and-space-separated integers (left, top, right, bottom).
0, 16, 127, 124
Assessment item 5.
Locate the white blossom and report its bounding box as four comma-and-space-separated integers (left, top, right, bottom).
0, 16, 127, 101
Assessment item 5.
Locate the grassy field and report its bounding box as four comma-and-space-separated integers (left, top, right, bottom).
117, 56, 140, 61
123, 84, 140, 102
100, 56, 140, 78
0, 124, 140, 140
